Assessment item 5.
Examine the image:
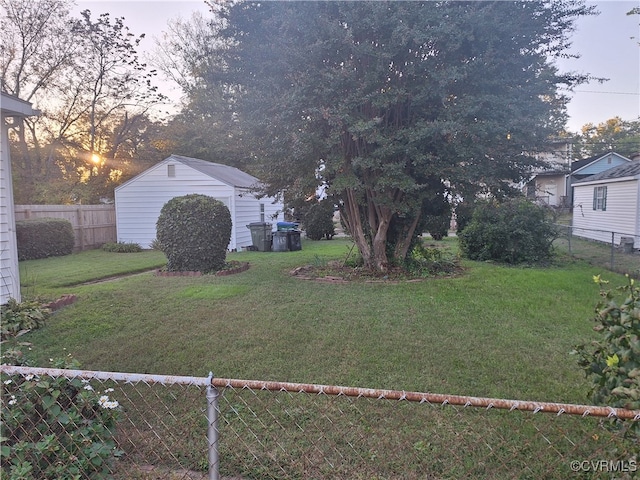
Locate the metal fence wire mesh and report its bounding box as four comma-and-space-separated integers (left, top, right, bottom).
1, 366, 639, 480
554, 225, 640, 279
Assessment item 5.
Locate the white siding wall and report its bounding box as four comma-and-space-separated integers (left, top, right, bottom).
115, 160, 284, 251
572, 179, 639, 244
0, 123, 20, 302
115, 160, 235, 249
234, 191, 284, 249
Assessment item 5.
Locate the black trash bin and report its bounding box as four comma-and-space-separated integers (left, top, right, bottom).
287, 231, 302, 251
246, 222, 272, 252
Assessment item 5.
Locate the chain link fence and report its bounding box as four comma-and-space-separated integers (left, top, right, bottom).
554, 225, 640, 279
2, 365, 639, 479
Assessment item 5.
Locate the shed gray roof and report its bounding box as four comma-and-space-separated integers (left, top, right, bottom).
168, 155, 260, 189
574, 160, 640, 184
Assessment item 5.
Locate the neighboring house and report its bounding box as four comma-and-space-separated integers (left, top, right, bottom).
572, 160, 640, 245
1, 92, 38, 304
526, 138, 572, 207
115, 155, 284, 250
568, 152, 632, 207
526, 150, 632, 208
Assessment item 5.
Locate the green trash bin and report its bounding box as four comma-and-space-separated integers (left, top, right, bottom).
246, 222, 272, 252
272, 231, 289, 252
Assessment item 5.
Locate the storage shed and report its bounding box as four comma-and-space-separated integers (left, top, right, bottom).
115, 155, 284, 250
1, 92, 38, 303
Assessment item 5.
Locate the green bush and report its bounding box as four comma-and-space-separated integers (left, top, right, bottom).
102, 242, 142, 253
458, 198, 557, 265
423, 214, 450, 241
0, 299, 50, 341
574, 276, 640, 415
16, 218, 75, 260
404, 243, 460, 277
1, 352, 122, 479
304, 200, 335, 240
156, 194, 232, 273
453, 201, 476, 234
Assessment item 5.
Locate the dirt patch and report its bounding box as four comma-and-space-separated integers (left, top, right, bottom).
43, 294, 78, 311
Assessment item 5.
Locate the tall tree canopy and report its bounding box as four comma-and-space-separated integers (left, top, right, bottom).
1, 0, 166, 204
572, 117, 640, 159
196, 1, 593, 271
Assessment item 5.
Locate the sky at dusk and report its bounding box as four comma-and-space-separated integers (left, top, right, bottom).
75, 0, 640, 133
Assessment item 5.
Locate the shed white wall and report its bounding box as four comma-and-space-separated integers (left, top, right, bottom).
115, 160, 284, 250
572, 179, 639, 244
1, 123, 20, 303
234, 192, 284, 247
116, 160, 234, 249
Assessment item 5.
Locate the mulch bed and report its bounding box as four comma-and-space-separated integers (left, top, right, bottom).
154, 261, 250, 277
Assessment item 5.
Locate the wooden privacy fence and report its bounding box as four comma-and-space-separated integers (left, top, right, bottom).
15, 204, 116, 251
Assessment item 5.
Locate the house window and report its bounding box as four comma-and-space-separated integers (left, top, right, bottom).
593, 186, 607, 211
167, 164, 175, 177
260, 203, 265, 222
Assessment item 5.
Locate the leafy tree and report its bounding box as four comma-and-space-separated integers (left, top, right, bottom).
152, 9, 250, 171
572, 117, 640, 160
0, 0, 79, 200
187, 1, 594, 272
1, 0, 166, 204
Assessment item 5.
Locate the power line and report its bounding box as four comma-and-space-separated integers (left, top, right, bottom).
571, 90, 640, 95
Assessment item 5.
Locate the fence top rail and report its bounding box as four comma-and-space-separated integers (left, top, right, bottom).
211, 376, 640, 420
3, 365, 640, 420
0, 364, 210, 387
554, 224, 637, 237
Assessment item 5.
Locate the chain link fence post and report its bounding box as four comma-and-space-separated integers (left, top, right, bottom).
206, 371, 220, 480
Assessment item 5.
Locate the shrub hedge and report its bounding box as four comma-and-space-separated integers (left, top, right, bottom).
156, 194, 232, 273
16, 218, 74, 260
101, 242, 142, 253
304, 200, 335, 240
458, 198, 557, 265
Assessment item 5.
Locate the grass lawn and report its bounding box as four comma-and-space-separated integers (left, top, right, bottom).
14, 237, 623, 404
9, 238, 635, 478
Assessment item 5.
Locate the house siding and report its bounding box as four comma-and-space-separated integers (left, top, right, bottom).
572, 179, 639, 244
0, 123, 19, 303
115, 158, 284, 251
534, 174, 567, 206
1, 93, 37, 304
574, 153, 630, 176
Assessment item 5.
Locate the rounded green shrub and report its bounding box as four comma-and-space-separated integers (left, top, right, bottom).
424, 214, 450, 241
304, 200, 335, 240
156, 194, 232, 273
458, 198, 557, 265
16, 218, 75, 260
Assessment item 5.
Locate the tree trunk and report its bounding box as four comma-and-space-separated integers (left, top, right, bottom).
341, 187, 395, 273
393, 213, 421, 262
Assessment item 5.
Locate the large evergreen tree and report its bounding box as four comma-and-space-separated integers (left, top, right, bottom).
210, 1, 593, 272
